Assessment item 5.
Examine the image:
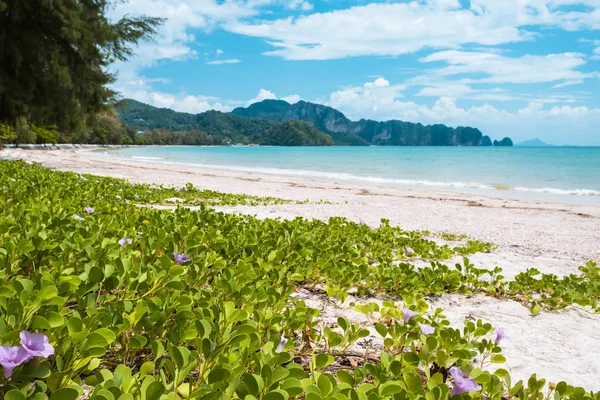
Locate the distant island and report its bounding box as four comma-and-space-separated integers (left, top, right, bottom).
516, 138, 553, 147
118, 99, 513, 147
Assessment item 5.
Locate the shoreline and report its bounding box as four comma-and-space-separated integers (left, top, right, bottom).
2, 147, 599, 265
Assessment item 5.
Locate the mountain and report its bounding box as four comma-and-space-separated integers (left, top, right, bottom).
516, 138, 553, 147
118, 98, 509, 146
493, 137, 514, 147
116, 99, 333, 146
232, 99, 499, 146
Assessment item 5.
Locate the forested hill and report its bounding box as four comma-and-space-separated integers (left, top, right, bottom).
232, 100, 504, 146
119, 99, 512, 146
116, 99, 333, 146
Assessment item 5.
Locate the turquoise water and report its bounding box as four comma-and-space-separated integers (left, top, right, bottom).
98, 146, 600, 204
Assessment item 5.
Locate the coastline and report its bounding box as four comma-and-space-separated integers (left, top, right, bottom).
2, 147, 598, 264
3, 146, 600, 389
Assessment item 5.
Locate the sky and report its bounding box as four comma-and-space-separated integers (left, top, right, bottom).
110, 0, 600, 145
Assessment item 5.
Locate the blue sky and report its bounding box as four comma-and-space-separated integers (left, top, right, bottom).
111, 0, 600, 145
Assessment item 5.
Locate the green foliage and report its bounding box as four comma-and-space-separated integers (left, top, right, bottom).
260, 119, 334, 146
0, 0, 162, 131
117, 100, 277, 145
30, 125, 58, 145
118, 100, 334, 146
0, 160, 597, 399
0, 123, 16, 147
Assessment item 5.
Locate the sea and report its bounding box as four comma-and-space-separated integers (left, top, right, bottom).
96, 146, 600, 205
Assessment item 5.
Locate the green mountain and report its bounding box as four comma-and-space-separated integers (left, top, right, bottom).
118, 98, 508, 146
232, 99, 498, 146
117, 99, 333, 146
516, 138, 553, 147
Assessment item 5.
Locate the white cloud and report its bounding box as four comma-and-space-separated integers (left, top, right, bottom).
206, 58, 241, 64
364, 78, 390, 88
216, 49, 224, 55
417, 51, 594, 86
246, 88, 277, 106
126, 90, 230, 114
281, 94, 302, 103
225, 0, 600, 60
287, 0, 313, 11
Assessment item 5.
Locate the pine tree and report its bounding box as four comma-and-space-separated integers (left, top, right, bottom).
0, 0, 162, 131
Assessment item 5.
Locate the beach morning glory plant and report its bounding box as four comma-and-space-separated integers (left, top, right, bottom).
495, 328, 507, 344
0, 346, 30, 378
20, 331, 55, 359
118, 237, 132, 247
419, 324, 435, 335
275, 336, 288, 353
174, 252, 191, 265
449, 367, 482, 396
402, 308, 418, 323
0, 332, 55, 379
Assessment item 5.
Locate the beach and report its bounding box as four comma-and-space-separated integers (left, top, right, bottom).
3, 147, 600, 389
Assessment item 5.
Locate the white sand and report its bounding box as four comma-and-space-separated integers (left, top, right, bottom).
3, 147, 600, 390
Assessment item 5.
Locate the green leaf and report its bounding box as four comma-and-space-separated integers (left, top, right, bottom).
379, 381, 403, 397
315, 354, 334, 369
49, 388, 80, 400
208, 367, 231, 384
243, 374, 264, 397
145, 381, 165, 400
4, 390, 26, 400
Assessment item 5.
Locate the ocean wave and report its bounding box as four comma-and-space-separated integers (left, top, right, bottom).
514, 187, 600, 197
99, 154, 600, 197
131, 156, 164, 160
163, 161, 494, 189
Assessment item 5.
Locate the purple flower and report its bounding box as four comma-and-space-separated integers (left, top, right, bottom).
419, 324, 435, 335
406, 247, 414, 256
118, 238, 132, 247
85, 207, 94, 214
0, 346, 30, 378
359, 220, 365, 226
495, 328, 507, 345
137, 232, 143, 239
174, 252, 191, 265
275, 336, 288, 353
175, 188, 181, 193
20, 331, 54, 359
449, 367, 482, 396
72, 214, 84, 221
402, 308, 418, 323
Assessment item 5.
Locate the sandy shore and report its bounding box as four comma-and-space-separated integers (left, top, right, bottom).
3, 147, 600, 389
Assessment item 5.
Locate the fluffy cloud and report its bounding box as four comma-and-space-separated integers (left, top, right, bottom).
325, 78, 407, 117
417, 51, 595, 87
126, 90, 230, 114
281, 94, 302, 104
226, 0, 600, 60
246, 89, 277, 106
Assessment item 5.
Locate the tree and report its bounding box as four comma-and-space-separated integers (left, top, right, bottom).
0, 122, 15, 148
0, 0, 162, 131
